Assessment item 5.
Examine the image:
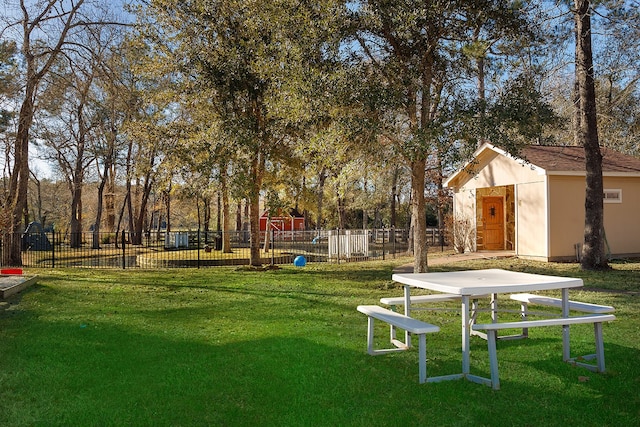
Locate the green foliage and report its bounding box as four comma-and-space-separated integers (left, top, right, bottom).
0, 40, 18, 132
459, 73, 560, 155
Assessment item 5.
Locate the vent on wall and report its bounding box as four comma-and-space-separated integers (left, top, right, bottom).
603, 189, 622, 203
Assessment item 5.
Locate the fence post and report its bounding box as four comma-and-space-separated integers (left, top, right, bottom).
382, 227, 385, 260
197, 229, 201, 269
121, 230, 126, 269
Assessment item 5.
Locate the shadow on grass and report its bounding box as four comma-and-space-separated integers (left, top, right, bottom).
2, 312, 639, 426
0, 316, 460, 426
3, 262, 639, 427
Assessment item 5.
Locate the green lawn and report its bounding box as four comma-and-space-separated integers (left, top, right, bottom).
1, 257, 639, 426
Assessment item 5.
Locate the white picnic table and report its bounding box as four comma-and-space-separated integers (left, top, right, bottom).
391, 268, 584, 386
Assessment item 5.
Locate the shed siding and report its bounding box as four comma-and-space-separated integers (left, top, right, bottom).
515, 180, 548, 259
548, 176, 587, 259
459, 151, 542, 189
547, 175, 640, 260
452, 190, 477, 252
602, 177, 640, 255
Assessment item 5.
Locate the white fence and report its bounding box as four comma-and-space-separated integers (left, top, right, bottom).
165, 232, 190, 249
328, 230, 369, 259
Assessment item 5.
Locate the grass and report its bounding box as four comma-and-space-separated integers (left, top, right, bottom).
1, 256, 639, 426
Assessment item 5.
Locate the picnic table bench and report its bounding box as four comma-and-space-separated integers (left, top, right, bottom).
472, 313, 616, 390
356, 305, 440, 383
380, 293, 461, 307
510, 292, 615, 313
510, 292, 615, 338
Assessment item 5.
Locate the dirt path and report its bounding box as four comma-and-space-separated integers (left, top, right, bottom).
394, 251, 516, 273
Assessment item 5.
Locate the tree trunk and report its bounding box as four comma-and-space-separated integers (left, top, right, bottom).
220, 165, 232, 253
3, 79, 36, 266
248, 154, 265, 267
390, 166, 398, 229
316, 168, 327, 229
410, 159, 428, 273
406, 192, 414, 256
235, 200, 241, 232
203, 197, 211, 241
116, 191, 128, 238
70, 186, 83, 248
131, 174, 154, 245
69, 124, 86, 248
93, 169, 108, 249
574, 0, 609, 270
211, 192, 218, 233
125, 138, 135, 241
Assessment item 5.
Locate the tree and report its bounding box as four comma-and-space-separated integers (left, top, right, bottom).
90, 46, 129, 247
1, 0, 90, 264
574, 0, 608, 270
39, 47, 97, 247
595, 2, 640, 156
137, 0, 343, 266
346, 1, 543, 272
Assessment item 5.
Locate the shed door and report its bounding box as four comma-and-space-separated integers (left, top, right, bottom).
483, 197, 504, 250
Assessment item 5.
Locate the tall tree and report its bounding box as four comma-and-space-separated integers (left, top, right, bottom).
346, 1, 452, 272
2, 0, 89, 265
137, 0, 343, 266
574, 0, 608, 270
595, 2, 640, 156
347, 1, 537, 271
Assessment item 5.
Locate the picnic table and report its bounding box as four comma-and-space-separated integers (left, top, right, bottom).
389, 268, 614, 389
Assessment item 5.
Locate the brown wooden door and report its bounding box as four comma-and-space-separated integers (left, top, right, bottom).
483, 197, 504, 250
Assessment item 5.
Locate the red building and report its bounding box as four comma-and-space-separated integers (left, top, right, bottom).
259, 209, 305, 232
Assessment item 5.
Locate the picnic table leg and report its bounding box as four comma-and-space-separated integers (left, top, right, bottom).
519, 301, 529, 338
418, 333, 427, 384
404, 284, 411, 348
490, 293, 498, 323
594, 322, 606, 372
490, 293, 498, 339
367, 315, 375, 355
462, 295, 471, 375
561, 288, 571, 361
487, 330, 500, 390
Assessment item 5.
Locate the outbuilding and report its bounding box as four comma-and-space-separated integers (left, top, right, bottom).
444, 143, 640, 261
259, 208, 305, 233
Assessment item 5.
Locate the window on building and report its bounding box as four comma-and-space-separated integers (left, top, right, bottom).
603, 189, 622, 203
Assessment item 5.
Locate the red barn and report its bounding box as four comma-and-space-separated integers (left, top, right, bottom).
259, 208, 305, 232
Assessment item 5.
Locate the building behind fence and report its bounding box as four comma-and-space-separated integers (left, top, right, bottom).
1, 228, 447, 269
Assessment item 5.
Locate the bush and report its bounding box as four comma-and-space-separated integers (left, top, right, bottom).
444, 213, 474, 253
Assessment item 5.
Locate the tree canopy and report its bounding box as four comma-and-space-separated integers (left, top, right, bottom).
1, 0, 638, 269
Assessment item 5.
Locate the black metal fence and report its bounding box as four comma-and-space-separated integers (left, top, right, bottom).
1, 228, 446, 269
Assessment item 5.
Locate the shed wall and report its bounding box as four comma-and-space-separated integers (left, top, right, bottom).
447, 144, 640, 261
452, 190, 477, 252
461, 151, 543, 188
514, 180, 548, 259
601, 177, 640, 255
548, 175, 640, 259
